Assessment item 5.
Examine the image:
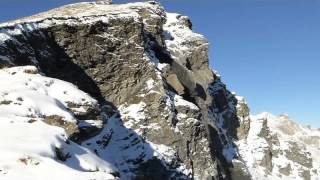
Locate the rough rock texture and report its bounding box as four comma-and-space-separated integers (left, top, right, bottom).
0, 2, 245, 179
0, 1, 319, 180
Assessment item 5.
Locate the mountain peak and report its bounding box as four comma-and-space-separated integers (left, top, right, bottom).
0, 1, 319, 180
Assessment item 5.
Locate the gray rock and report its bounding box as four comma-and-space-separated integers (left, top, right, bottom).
279, 164, 292, 176
96, 0, 112, 5
5, 1, 317, 180
285, 141, 313, 169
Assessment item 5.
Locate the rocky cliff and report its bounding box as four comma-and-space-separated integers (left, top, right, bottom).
0, 1, 319, 180
237, 111, 320, 180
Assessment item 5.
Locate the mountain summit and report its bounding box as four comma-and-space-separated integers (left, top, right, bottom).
0, 1, 319, 180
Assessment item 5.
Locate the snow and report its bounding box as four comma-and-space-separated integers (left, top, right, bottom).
237, 117, 270, 179
83, 112, 188, 179
0, 66, 117, 180
2, 1, 318, 179
118, 101, 163, 135
145, 79, 155, 91
0, 66, 186, 180
237, 112, 320, 180
149, 142, 191, 178
0, 118, 116, 180
0, 2, 209, 179
172, 93, 199, 110
0, 32, 11, 44
235, 95, 245, 102
0, 1, 164, 49
163, 13, 208, 66
118, 102, 146, 130
0, 4, 188, 177
144, 43, 169, 71
207, 107, 238, 163
0, 66, 97, 122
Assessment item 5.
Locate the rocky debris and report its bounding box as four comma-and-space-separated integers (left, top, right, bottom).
54, 146, 71, 162
285, 141, 313, 169
166, 73, 185, 95
43, 115, 80, 140
279, 163, 292, 176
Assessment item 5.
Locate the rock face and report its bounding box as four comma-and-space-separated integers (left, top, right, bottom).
0, 1, 319, 180
0, 2, 241, 179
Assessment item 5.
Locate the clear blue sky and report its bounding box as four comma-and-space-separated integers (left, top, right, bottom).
1, 0, 319, 127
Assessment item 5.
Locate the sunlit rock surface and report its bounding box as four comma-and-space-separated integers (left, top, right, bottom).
0, 1, 318, 180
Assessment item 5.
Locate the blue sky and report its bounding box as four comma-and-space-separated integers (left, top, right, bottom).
0, 0, 319, 127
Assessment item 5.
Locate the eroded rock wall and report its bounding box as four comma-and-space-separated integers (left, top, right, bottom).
0, 2, 253, 179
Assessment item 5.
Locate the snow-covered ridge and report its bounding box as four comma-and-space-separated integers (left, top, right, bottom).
0, 1, 163, 46
163, 13, 208, 61
0, 2, 161, 28
238, 112, 320, 180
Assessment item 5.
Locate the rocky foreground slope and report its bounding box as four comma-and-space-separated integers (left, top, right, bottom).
0, 1, 319, 180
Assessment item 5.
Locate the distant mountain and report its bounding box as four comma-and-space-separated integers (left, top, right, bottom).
0, 1, 318, 180
236, 98, 320, 180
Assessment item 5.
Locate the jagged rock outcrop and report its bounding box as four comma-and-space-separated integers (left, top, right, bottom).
237, 112, 320, 180
0, 1, 245, 179
0, 1, 318, 180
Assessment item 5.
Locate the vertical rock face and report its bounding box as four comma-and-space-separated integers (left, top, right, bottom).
0, 2, 242, 179
0, 1, 319, 180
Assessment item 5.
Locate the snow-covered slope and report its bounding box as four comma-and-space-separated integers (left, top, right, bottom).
0, 66, 96, 122
237, 111, 320, 180
0, 66, 116, 180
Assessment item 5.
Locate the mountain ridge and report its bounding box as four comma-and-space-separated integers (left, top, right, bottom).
0, 1, 319, 180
